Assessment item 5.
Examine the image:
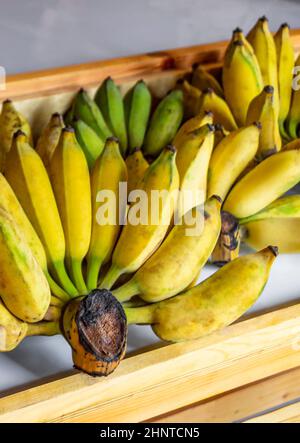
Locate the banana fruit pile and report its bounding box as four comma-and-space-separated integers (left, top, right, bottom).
0, 16, 299, 376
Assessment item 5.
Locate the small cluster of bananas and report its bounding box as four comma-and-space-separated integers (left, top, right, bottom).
0, 15, 298, 377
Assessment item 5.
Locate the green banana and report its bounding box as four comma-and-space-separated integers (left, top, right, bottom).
36, 113, 65, 169
73, 118, 105, 169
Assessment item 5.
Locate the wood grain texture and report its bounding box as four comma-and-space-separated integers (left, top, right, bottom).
244, 401, 300, 423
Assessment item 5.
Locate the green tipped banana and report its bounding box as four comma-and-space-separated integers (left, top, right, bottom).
240, 194, 300, 224
73, 118, 105, 169
143, 90, 184, 156
124, 80, 152, 153
125, 247, 277, 342
95, 77, 128, 155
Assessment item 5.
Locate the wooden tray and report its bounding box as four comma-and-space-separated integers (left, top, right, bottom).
1, 32, 300, 423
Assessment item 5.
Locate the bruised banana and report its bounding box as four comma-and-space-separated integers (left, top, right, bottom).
72, 118, 105, 169
113, 196, 222, 303
100, 146, 179, 289
191, 64, 224, 97
95, 77, 128, 155
176, 123, 215, 216
175, 79, 201, 119
5, 131, 78, 297
86, 137, 127, 291
287, 54, 300, 139
0, 208, 50, 323
224, 148, 300, 219
125, 247, 277, 342
36, 113, 64, 169
247, 16, 279, 116
274, 23, 295, 139
223, 29, 263, 126
124, 80, 152, 153
197, 88, 237, 131
50, 128, 91, 294
207, 123, 260, 201
143, 90, 184, 156
246, 85, 281, 160
173, 110, 213, 150
125, 147, 149, 195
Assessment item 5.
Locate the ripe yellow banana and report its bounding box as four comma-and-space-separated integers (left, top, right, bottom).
197, 88, 237, 131
176, 123, 215, 216
5, 131, 78, 297
143, 90, 184, 156
94, 77, 128, 155
50, 128, 91, 294
36, 113, 64, 169
192, 64, 224, 97
0, 208, 50, 322
173, 110, 213, 150
224, 148, 300, 218
125, 147, 149, 195
240, 194, 300, 223
274, 23, 295, 140
223, 30, 263, 126
0, 300, 28, 351
86, 137, 127, 291
246, 85, 281, 160
72, 118, 105, 169
113, 195, 222, 303
175, 79, 201, 119
207, 123, 260, 201
125, 247, 277, 342
247, 16, 279, 116
287, 54, 300, 139
100, 145, 179, 289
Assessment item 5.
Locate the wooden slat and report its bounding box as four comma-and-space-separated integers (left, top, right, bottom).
150, 367, 300, 423
0, 303, 300, 422
245, 401, 300, 423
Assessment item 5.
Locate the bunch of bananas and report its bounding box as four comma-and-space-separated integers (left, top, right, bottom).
0, 16, 298, 377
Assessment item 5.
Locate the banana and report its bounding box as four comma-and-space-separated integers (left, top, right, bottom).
247, 16, 279, 116
274, 23, 295, 139
0, 300, 28, 351
176, 123, 215, 216
197, 88, 237, 131
64, 102, 75, 126
173, 110, 213, 150
125, 247, 277, 342
36, 113, 64, 169
94, 77, 128, 155
125, 147, 149, 195
143, 90, 184, 156
240, 194, 300, 223
283, 138, 300, 151
113, 196, 222, 303
0, 208, 50, 322
175, 79, 201, 119
213, 123, 230, 148
223, 148, 300, 219
73, 88, 112, 141
0, 100, 32, 171
0, 173, 69, 301
246, 85, 281, 160
287, 54, 300, 139
5, 131, 78, 297
73, 118, 105, 169
207, 123, 260, 201
192, 64, 224, 97
86, 137, 127, 291
124, 80, 152, 153
50, 128, 91, 294
223, 30, 263, 126
100, 145, 179, 289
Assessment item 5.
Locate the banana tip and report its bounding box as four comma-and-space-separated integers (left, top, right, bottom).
253, 121, 262, 130
211, 194, 223, 204
13, 129, 26, 139
264, 85, 274, 94
268, 245, 279, 257
165, 144, 176, 153
233, 27, 243, 33
62, 126, 75, 133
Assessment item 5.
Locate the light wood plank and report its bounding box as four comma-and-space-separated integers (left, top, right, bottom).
245, 401, 300, 423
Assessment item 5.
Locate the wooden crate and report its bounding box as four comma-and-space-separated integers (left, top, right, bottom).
1, 32, 300, 423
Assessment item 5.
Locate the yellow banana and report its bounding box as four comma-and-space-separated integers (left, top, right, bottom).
282, 138, 300, 151
246, 85, 281, 160
175, 79, 201, 119
100, 145, 179, 289
173, 110, 213, 150
86, 137, 127, 291
113, 196, 222, 303
176, 123, 215, 216
223, 31, 263, 126
125, 247, 277, 342
207, 123, 260, 201
213, 123, 230, 148
197, 88, 237, 131
125, 147, 148, 195
50, 128, 91, 294
35, 113, 64, 169
224, 148, 300, 218
5, 131, 78, 297
287, 54, 300, 139
0, 301, 28, 351
274, 23, 295, 139
240, 194, 300, 223
0, 208, 50, 322
192, 64, 224, 97
247, 16, 279, 116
